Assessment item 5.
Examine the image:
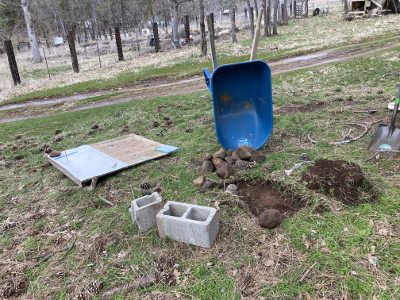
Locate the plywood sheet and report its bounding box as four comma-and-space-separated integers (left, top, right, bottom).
90, 134, 169, 165
48, 134, 178, 187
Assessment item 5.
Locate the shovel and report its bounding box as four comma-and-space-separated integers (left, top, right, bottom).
368, 86, 400, 151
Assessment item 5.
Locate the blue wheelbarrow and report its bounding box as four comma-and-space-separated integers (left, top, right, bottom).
203, 60, 273, 151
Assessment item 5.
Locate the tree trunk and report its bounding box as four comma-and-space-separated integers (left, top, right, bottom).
171, 1, 179, 42
246, 0, 254, 37
344, 0, 349, 11
91, 0, 99, 38
110, 0, 116, 27
273, 0, 278, 35
290, 0, 292, 16
263, 0, 268, 36
278, 3, 282, 25
254, 0, 259, 18
230, 0, 237, 43
21, 0, 42, 63
305, 0, 309, 17
283, 0, 288, 24
267, 0, 272, 36
199, 0, 207, 57
121, 0, 125, 35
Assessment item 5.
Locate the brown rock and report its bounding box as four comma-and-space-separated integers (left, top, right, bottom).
199, 180, 218, 193
212, 158, 226, 170
49, 150, 62, 158
203, 153, 212, 161
201, 160, 215, 173
214, 148, 226, 159
216, 164, 234, 179
193, 176, 205, 187
226, 149, 233, 157
236, 145, 256, 160
142, 190, 152, 196
224, 156, 235, 165
250, 155, 265, 163
258, 209, 283, 229
232, 151, 240, 161
235, 159, 249, 170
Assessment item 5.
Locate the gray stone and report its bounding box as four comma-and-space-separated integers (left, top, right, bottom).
156, 201, 219, 248
258, 209, 283, 229
224, 156, 235, 165
201, 160, 215, 173
200, 180, 218, 193
212, 158, 226, 170
235, 159, 249, 169
232, 151, 240, 161
130, 192, 163, 232
226, 149, 233, 157
142, 189, 152, 196
203, 153, 212, 161
193, 176, 205, 187
226, 184, 237, 193
214, 148, 226, 159
236, 145, 255, 160
216, 164, 234, 179
49, 150, 61, 158
250, 155, 265, 163
239, 145, 258, 156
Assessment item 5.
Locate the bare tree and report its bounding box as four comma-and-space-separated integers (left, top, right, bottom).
246, 0, 254, 37
230, 0, 237, 43
273, 0, 278, 35
20, 0, 42, 63
169, 0, 190, 43
253, 0, 259, 18
199, 0, 207, 56
262, 0, 268, 36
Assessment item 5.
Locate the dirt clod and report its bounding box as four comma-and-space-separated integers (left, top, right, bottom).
238, 181, 305, 217
258, 209, 283, 229
302, 159, 375, 205
313, 204, 328, 214
53, 135, 64, 142
91, 124, 99, 129
201, 160, 215, 173
184, 127, 192, 133
15, 135, 22, 140
49, 150, 61, 157
300, 153, 310, 161
214, 148, 226, 159
200, 180, 218, 193
163, 116, 170, 121
5, 161, 13, 168
13, 154, 23, 160
55, 129, 62, 134
140, 182, 151, 190
216, 163, 234, 179
153, 121, 159, 128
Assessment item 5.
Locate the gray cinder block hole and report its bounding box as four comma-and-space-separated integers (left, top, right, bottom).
186, 207, 210, 222
163, 203, 188, 217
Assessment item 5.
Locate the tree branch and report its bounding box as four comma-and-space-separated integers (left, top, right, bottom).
0, 0, 21, 7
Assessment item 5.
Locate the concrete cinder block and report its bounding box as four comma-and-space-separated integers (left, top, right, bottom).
156, 201, 219, 248
130, 192, 163, 232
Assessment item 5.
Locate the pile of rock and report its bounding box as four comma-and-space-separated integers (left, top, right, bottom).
201, 145, 265, 179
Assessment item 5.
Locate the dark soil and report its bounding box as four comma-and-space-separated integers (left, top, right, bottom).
302, 159, 376, 206
237, 181, 307, 217
275, 98, 350, 115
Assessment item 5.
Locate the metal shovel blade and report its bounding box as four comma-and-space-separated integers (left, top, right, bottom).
368, 124, 400, 151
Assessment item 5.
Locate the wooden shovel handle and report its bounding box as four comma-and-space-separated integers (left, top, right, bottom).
250, 8, 264, 61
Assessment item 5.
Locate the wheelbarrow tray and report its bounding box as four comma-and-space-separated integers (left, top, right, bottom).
203, 60, 273, 151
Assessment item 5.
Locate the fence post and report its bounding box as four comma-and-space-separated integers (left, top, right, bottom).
67, 30, 79, 73
153, 22, 160, 53
184, 15, 190, 45
4, 40, 21, 86
115, 27, 124, 61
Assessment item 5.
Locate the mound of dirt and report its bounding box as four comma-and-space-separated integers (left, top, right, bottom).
237, 181, 307, 217
302, 159, 376, 205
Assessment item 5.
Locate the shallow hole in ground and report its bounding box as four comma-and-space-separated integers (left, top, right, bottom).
302, 159, 377, 206
236, 180, 308, 218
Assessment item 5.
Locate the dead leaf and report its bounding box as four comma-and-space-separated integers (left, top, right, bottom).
173, 269, 181, 284
173, 190, 178, 195
351, 270, 358, 276
18, 185, 24, 190
306, 292, 312, 300
377, 228, 389, 236
369, 220, 374, 226
321, 247, 330, 253
304, 240, 311, 250
264, 260, 274, 267
214, 201, 220, 211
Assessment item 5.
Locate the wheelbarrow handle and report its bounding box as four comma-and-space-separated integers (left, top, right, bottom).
203, 68, 212, 91
388, 86, 400, 138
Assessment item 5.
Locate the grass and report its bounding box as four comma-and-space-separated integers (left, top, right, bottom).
1, 23, 400, 300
